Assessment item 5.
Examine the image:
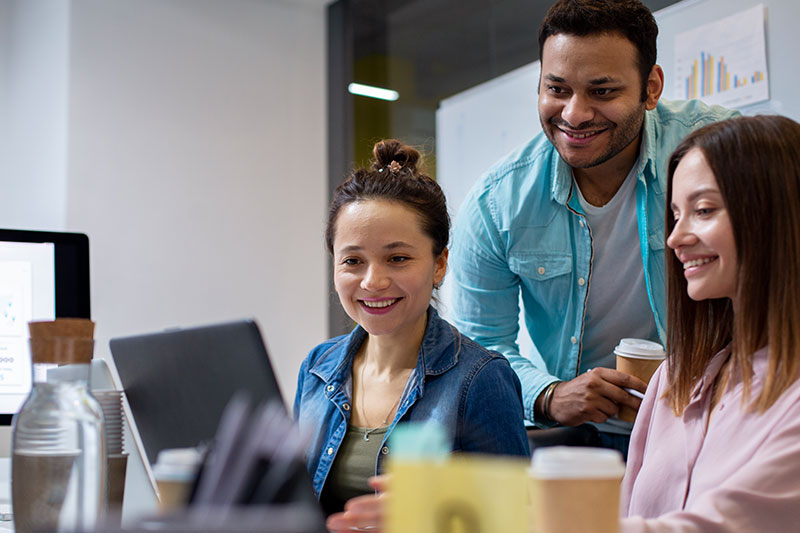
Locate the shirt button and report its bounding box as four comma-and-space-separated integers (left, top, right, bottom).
327, 447, 334, 455
578, 278, 586, 286
381, 446, 389, 455
326, 385, 334, 392
537, 266, 545, 275
570, 336, 577, 344
579, 220, 585, 227
343, 403, 350, 411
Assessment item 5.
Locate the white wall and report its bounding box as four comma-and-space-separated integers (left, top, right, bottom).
0, 0, 328, 406
0, 0, 70, 230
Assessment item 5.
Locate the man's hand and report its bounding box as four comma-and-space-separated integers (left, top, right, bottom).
326, 475, 388, 532
548, 368, 647, 426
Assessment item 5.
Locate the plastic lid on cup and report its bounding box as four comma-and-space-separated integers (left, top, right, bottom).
614, 338, 665, 360
531, 446, 626, 479
153, 447, 203, 482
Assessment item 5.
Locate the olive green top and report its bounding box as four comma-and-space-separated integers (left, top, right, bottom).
319, 424, 388, 515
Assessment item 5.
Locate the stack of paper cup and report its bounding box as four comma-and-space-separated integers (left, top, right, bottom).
93, 390, 125, 456
530, 446, 626, 533
93, 389, 128, 519
614, 338, 666, 422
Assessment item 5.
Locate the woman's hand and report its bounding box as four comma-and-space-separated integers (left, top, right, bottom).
326, 475, 388, 532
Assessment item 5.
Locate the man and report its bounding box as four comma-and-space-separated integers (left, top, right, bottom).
448, 0, 738, 453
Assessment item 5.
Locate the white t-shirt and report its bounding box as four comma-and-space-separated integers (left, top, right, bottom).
575, 168, 659, 434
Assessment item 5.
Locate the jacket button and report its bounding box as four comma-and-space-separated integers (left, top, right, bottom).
343, 403, 350, 411
326, 385, 334, 392
327, 447, 334, 455
381, 446, 389, 455
537, 266, 545, 275
578, 277, 586, 286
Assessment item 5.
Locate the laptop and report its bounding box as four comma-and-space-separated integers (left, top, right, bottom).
110, 319, 284, 467
110, 320, 321, 514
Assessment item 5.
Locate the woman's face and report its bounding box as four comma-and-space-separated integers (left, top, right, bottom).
667, 148, 738, 302
332, 199, 447, 340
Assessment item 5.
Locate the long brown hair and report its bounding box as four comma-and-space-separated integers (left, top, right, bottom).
664, 115, 800, 414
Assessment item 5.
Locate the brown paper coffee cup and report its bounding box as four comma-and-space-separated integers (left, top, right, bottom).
614, 338, 665, 423
156, 479, 193, 512
152, 448, 202, 513
531, 447, 625, 533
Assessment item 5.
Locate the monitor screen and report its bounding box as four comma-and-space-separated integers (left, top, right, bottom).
0, 229, 90, 424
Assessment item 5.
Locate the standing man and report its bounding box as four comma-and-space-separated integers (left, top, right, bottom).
449, 0, 738, 453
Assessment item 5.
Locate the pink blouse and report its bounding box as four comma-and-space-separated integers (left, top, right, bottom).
621, 346, 800, 531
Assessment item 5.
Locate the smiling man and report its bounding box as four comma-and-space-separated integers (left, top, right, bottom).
449, 0, 739, 455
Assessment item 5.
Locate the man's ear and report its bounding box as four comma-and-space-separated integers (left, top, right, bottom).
645, 65, 664, 110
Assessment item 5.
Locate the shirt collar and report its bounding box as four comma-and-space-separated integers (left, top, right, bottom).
690, 345, 770, 399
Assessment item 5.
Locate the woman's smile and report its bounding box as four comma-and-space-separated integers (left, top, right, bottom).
359, 297, 402, 314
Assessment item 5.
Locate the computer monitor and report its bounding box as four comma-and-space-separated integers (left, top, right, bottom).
0, 229, 91, 425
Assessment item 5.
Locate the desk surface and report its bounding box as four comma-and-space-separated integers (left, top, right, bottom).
0, 457, 13, 530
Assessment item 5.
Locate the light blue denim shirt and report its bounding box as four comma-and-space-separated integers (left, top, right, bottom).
449, 99, 738, 425
293, 307, 530, 500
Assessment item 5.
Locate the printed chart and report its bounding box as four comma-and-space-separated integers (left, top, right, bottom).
674, 4, 768, 108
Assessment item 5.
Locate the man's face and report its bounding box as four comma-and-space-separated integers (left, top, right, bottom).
538, 32, 658, 170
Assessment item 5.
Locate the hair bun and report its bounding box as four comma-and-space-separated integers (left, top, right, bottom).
371, 139, 421, 174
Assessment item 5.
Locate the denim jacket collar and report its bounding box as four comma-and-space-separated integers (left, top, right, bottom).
308, 306, 459, 397
550, 108, 661, 206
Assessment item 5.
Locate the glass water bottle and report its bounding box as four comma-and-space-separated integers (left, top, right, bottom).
12, 320, 106, 533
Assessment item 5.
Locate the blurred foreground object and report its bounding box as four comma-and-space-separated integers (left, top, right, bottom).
12, 319, 106, 533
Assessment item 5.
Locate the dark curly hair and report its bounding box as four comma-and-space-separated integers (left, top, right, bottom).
325, 139, 449, 257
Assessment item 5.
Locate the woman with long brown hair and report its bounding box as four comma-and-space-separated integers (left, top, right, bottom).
621, 115, 800, 529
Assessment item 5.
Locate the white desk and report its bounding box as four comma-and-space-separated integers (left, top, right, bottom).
0, 457, 13, 530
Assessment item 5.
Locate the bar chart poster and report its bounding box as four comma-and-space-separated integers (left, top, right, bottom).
674, 4, 768, 108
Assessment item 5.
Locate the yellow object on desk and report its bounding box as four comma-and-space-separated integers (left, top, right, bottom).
386, 455, 530, 533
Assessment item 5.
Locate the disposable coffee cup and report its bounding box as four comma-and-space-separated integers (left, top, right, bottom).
530, 447, 625, 533
152, 447, 202, 512
615, 338, 665, 422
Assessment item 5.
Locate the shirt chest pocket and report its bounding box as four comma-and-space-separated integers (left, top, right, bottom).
509, 252, 572, 280
508, 252, 573, 314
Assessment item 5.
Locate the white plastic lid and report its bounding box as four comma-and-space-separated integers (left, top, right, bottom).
531, 446, 626, 479
613, 338, 665, 360
152, 447, 203, 481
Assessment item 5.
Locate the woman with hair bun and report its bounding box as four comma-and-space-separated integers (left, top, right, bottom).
294, 139, 530, 515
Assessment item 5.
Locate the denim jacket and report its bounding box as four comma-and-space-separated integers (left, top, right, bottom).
293, 307, 530, 498
449, 99, 739, 425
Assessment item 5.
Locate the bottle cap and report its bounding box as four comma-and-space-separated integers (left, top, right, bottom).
29, 319, 95, 364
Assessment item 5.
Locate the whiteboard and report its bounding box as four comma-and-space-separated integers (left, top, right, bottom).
436, 61, 541, 219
